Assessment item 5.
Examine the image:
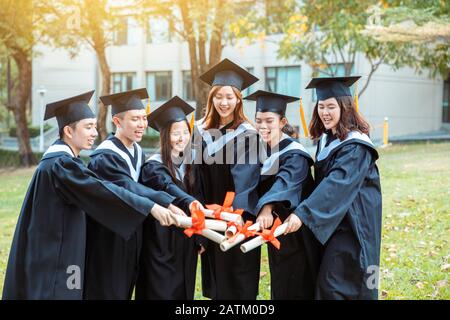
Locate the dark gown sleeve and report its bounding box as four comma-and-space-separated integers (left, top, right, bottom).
294, 144, 374, 244
230, 130, 261, 216
255, 153, 309, 217
51, 157, 154, 240
88, 152, 175, 208
140, 160, 196, 213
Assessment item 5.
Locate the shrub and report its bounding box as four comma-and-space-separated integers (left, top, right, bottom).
140, 134, 160, 148
9, 124, 53, 138
0, 149, 43, 167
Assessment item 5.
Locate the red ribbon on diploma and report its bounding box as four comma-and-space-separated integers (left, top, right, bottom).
227, 220, 257, 242
206, 191, 244, 220
258, 217, 282, 250
184, 202, 205, 237
240, 221, 258, 238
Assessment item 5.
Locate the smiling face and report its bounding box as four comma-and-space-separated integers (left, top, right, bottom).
255, 111, 286, 146
63, 118, 98, 155
318, 97, 341, 133
169, 120, 190, 156
212, 85, 239, 125
113, 109, 148, 146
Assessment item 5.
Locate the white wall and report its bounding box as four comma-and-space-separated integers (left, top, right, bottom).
357, 58, 443, 141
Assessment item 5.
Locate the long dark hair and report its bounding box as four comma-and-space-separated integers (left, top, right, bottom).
159, 119, 194, 192
309, 96, 370, 141
281, 116, 298, 138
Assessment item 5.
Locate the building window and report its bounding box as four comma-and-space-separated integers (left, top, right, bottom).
242, 67, 256, 97
147, 17, 172, 44
147, 71, 172, 101
113, 17, 139, 46
112, 72, 137, 93
318, 62, 352, 77
443, 76, 450, 123
265, 66, 301, 97
182, 71, 194, 101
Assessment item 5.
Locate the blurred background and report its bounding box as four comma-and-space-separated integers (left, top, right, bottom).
0, 0, 448, 166
0, 1, 449, 300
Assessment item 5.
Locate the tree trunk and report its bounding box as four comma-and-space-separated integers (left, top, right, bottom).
193, 37, 223, 119
95, 48, 111, 141
10, 50, 36, 167
193, 77, 211, 119
208, 0, 224, 66
179, 0, 204, 119
179, 0, 225, 120
194, 14, 224, 119
12, 103, 36, 166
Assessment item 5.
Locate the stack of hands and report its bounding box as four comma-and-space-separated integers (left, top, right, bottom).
150, 201, 209, 227
152, 201, 303, 237
256, 204, 303, 235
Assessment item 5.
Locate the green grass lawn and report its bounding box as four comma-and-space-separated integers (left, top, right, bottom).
0, 142, 449, 299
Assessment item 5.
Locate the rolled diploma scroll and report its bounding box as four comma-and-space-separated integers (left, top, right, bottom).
225, 225, 238, 239
240, 223, 289, 253
220, 222, 261, 252
203, 209, 242, 223
175, 215, 227, 232
201, 229, 226, 244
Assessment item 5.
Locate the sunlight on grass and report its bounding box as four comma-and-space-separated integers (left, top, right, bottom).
376, 143, 450, 299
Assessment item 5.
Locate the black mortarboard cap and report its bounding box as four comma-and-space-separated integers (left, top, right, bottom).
44, 90, 95, 130
306, 76, 361, 101
244, 90, 298, 116
100, 88, 148, 116
199, 58, 259, 91
147, 95, 195, 132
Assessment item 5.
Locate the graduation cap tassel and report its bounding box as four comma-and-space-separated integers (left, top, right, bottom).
146, 99, 151, 115
354, 82, 359, 113
299, 98, 309, 138
189, 113, 195, 133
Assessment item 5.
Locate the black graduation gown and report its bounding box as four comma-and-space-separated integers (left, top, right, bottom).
84, 135, 175, 300
294, 131, 382, 300
2, 140, 153, 300
256, 136, 322, 300
193, 120, 261, 300
135, 154, 198, 300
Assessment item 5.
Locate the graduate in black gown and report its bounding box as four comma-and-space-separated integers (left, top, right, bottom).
2, 91, 158, 300
193, 58, 261, 299
287, 76, 382, 300
84, 88, 184, 300
245, 90, 322, 299
136, 96, 206, 300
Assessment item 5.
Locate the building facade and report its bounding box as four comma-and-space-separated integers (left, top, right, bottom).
31, 17, 448, 144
